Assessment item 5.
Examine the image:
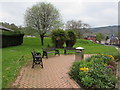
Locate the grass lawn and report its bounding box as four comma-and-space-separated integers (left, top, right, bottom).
2, 37, 119, 88
74, 39, 118, 55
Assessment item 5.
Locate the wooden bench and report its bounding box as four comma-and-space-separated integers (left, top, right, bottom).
31, 50, 43, 68
42, 48, 60, 58
64, 47, 76, 54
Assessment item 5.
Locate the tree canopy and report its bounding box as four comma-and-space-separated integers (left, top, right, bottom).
25, 2, 63, 45
96, 33, 105, 43
65, 20, 90, 38
0, 22, 20, 33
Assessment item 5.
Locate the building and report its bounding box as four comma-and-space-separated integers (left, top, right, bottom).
0, 25, 14, 32
84, 35, 96, 42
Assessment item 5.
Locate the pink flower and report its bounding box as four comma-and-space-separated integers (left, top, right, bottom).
106, 65, 114, 69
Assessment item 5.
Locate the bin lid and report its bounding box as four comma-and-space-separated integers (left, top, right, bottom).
76, 47, 84, 50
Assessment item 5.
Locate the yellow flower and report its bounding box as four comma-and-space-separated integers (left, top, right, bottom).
107, 55, 115, 60
101, 54, 115, 60
80, 67, 89, 72
104, 63, 107, 66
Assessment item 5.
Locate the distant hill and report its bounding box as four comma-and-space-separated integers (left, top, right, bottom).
90, 25, 119, 35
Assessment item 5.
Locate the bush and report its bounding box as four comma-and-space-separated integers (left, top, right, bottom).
51, 29, 66, 48
86, 54, 113, 64
69, 61, 85, 80
65, 30, 76, 48
69, 54, 118, 89
113, 54, 120, 62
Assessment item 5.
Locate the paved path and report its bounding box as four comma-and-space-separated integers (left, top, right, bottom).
12, 54, 93, 88
114, 46, 120, 54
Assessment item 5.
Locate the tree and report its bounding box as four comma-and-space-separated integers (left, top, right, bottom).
0, 22, 20, 32
96, 33, 104, 43
25, 2, 63, 45
65, 30, 76, 48
65, 20, 90, 38
20, 26, 38, 36
105, 36, 109, 41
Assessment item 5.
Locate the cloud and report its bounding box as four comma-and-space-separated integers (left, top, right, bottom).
76, 2, 118, 27
0, 0, 119, 2
0, 2, 36, 26
0, 0, 118, 27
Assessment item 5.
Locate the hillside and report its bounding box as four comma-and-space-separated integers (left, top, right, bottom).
90, 25, 119, 35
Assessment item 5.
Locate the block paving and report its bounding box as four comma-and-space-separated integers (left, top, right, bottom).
12, 54, 93, 88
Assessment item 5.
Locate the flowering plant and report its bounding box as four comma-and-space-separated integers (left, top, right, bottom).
80, 67, 89, 72
69, 54, 118, 89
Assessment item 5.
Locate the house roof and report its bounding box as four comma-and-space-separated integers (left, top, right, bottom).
0, 25, 14, 31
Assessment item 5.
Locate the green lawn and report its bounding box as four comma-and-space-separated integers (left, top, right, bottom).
2, 37, 119, 88
74, 39, 118, 55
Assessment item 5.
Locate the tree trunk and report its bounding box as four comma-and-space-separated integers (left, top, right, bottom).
40, 35, 44, 46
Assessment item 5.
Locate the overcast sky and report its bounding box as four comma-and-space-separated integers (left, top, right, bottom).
0, 0, 119, 28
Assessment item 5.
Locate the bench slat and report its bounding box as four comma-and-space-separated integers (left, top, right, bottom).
64, 48, 76, 54
47, 52, 56, 53
42, 48, 60, 58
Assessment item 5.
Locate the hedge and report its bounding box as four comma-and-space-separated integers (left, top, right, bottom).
51, 29, 66, 48
1, 34, 24, 48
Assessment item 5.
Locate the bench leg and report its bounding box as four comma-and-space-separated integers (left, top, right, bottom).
41, 62, 43, 68
55, 50, 60, 56
46, 54, 48, 58
42, 51, 48, 58
40, 58, 43, 68
42, 51, 46, 58
42, 52, 45, 58
32, 62, 35, 68
64, 50, 67, 55
58, 51, 60, 56
44, 52, 48, 58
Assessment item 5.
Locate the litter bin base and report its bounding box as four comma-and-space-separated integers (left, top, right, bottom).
75, 51, 84, 61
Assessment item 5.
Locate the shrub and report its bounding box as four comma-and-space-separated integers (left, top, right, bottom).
69, 54, 118, 89
69, 61, 85, 81
51, 29, 66, 48
113, 54, 120, 62
65, 30, 76, 48
86, 54, 113, 64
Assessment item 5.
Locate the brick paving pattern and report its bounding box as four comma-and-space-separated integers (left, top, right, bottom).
12, 54, 93, 88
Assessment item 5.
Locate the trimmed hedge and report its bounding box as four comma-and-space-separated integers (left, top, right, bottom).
1, 34, 24, 48
65, 30, 76, 48
51, 29, 66, 48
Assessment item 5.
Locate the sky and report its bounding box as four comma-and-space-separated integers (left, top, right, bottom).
0, 0, 119, 28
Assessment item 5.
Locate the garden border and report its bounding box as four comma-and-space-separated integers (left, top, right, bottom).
115, 62, 120, 89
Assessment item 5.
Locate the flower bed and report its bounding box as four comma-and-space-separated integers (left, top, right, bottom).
69, 54, 120, 89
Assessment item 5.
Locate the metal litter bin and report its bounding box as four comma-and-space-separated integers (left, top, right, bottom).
75, 47, 84, 61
